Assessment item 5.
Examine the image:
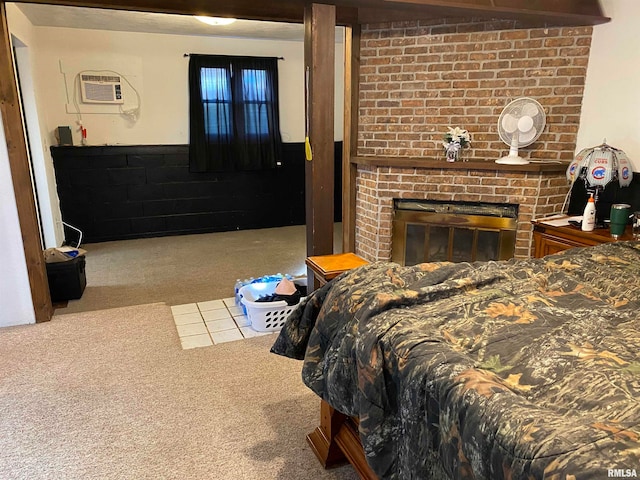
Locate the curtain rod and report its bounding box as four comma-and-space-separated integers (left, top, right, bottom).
183, 54, 284, 60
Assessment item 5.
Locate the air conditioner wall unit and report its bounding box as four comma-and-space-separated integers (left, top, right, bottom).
80, 74, 124, 104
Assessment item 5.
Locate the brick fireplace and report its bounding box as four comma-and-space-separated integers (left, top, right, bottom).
350, 18, 590, 262
354, 159, 568, 260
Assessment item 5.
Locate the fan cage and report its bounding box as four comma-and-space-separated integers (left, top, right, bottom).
497, 97, 546, 148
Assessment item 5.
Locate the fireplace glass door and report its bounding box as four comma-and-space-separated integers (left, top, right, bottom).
393, 200, 518, 265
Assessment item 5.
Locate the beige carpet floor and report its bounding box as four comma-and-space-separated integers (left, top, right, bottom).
0, 303, 358, 480
60, 224, 342, 314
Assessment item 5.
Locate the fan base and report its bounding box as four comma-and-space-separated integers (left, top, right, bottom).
496, 155, 530, 165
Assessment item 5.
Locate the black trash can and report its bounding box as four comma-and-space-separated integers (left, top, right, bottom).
46, 255, 87, 302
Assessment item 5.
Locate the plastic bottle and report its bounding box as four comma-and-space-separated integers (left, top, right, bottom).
581, 193, 596, 232
234, 279, 243, 307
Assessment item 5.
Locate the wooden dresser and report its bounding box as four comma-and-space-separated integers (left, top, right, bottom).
532, 219, 634, 258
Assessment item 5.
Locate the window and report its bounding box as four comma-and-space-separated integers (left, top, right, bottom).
200, 67, 232, 138
189, 55, 282, 172
240, 69, 269, 136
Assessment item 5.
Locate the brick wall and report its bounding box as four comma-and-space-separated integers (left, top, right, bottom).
354, 18, 590, 261
358, 19, 592, 161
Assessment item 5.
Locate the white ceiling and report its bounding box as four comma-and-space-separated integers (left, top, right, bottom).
14, 3, 344, 42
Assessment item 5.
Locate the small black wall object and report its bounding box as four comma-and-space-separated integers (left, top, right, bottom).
57, 126, 73, 146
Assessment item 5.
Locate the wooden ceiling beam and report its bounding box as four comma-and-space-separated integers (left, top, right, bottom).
357, 0, 610, 26
16, 0, 307, 23
16, 0, 610, 26
14, 0, 358, 24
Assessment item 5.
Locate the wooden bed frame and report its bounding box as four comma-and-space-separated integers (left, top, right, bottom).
306, 399, 378, 479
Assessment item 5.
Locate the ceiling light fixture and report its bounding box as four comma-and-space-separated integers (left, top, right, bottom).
195, 16, 237, 26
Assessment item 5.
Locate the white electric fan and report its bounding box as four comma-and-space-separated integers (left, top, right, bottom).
496, 97, 546, 165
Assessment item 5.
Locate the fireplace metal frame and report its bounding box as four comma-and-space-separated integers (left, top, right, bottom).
392, 200, 518, 265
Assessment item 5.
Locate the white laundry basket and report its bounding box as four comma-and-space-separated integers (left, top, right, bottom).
239, 278, 307, 332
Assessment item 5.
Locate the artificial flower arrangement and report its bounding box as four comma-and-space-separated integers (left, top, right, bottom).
442, 126, 471, 162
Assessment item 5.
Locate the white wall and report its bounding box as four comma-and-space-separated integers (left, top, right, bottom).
0, 115, 36, 327
32, 25, 344, 146
577, 0, 640, 171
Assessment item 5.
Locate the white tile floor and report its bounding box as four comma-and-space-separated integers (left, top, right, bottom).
170, 297, 274, 349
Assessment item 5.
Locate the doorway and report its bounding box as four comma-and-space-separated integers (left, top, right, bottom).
11, 34, 65, 250
5, 6, 342, 313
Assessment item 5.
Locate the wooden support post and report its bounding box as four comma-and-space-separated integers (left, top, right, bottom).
0, 2, 52, 323
341, 24, 360, 254
304, 3, 335, 291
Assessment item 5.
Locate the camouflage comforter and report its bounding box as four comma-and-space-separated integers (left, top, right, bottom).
271, 242, 640, 479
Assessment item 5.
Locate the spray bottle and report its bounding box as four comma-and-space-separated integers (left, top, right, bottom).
80, 126, 87, 146
581, 193, 596, 232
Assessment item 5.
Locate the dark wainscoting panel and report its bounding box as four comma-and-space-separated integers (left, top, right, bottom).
51, 143, 342, 243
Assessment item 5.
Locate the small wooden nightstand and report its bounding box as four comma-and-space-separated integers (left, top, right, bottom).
532, 219, 634, 258
305, 252, 368, 290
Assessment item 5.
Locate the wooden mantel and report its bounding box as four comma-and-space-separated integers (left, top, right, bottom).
352, 156, 569, 173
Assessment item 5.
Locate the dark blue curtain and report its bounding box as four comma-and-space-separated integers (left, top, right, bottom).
188, 55, 283, 172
